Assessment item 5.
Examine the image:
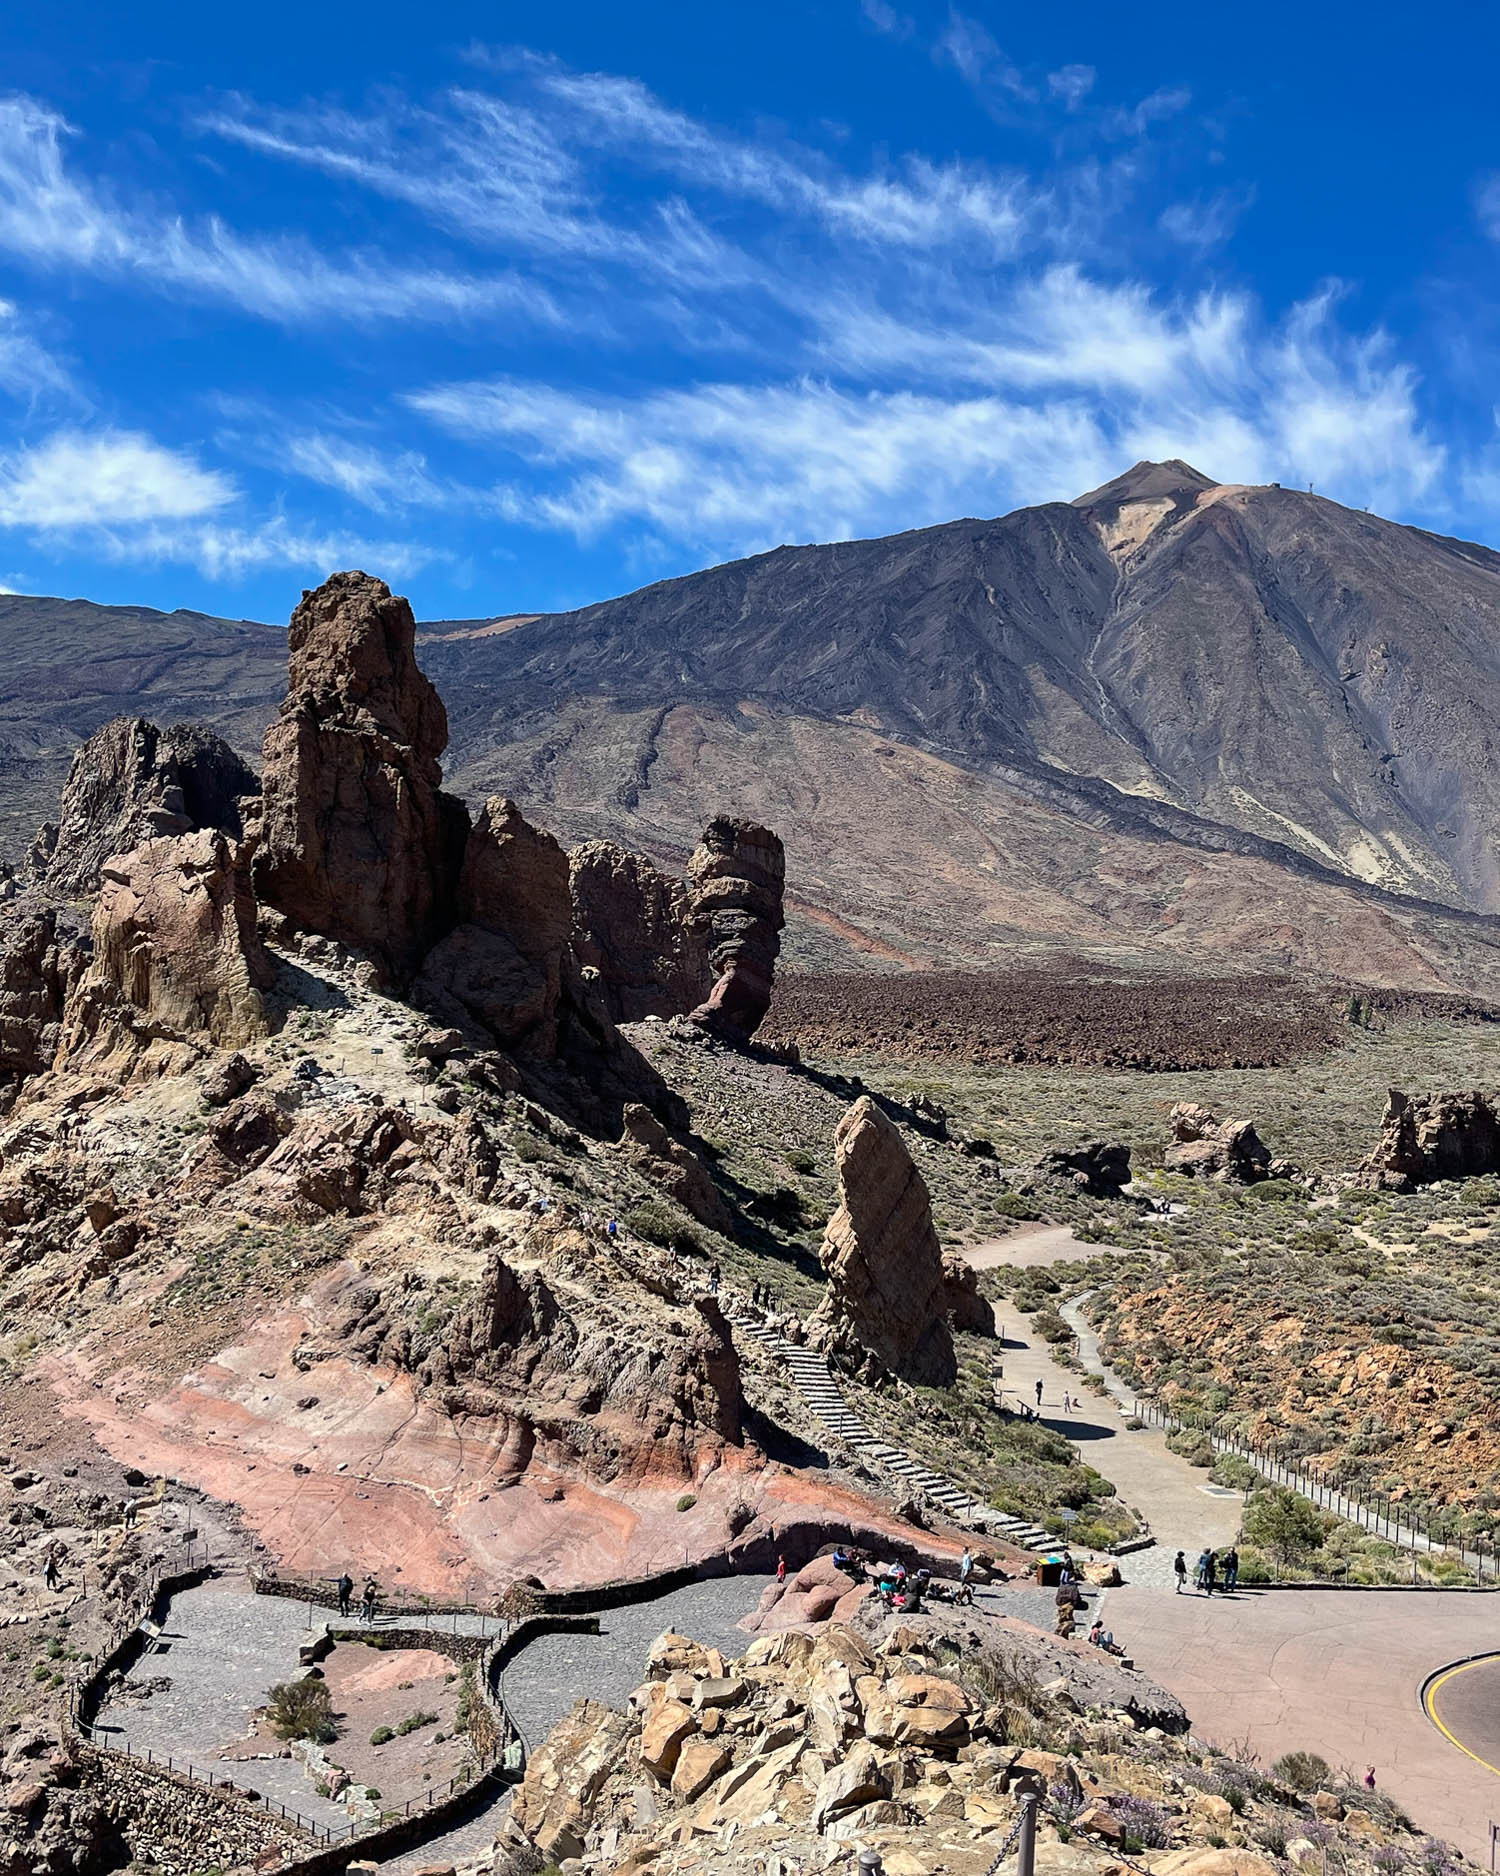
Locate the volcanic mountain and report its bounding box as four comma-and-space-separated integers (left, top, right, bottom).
12, 460, 1500, 989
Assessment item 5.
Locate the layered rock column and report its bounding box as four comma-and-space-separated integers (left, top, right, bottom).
253, 571, 469, 983
687, 818, 785, 1040
569, 841, 712, 1023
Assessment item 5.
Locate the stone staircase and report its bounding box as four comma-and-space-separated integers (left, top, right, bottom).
731, 1313, 1053, 1551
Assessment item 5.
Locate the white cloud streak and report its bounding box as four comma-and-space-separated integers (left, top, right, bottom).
0, 95, 553, 327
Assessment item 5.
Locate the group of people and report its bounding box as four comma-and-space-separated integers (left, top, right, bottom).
1173, 1546, 1240, 1595
334, 1572, 380, 1621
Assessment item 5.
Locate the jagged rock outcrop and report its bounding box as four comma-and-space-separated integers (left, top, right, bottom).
813, 1097, 991, 1385
0, 1716, 125, 1876
254, 572, 469, 982
1360, 1087, 1500, 1188
569, 841, 711, 1023
28, 716, 258, 899
60, 831, 272, 1062
372, 1223, 743, 1481
0, 901, 89, 1092
687, 819, 785, 1040
1031, 1140, 1131, 1196
415, 798, 572, 1055
615, 1102, 731, 1231
1164, 1104, 1271, 1183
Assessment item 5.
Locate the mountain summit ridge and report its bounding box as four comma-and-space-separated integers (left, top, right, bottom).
9, 466, 1500, 990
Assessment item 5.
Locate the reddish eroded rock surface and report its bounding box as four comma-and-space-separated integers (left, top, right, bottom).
60, 830, 272, 1068
28, 716, 259, 900
255, 572, 469, 983
687, 818, 785, 1040
570, 841, 711, 1024
1360, 1086, 1500, 1188
415, 797, 572, 1055
812, 1097, 992, 1386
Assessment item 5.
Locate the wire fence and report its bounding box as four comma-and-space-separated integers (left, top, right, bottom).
1126, 1395, 1492, 1580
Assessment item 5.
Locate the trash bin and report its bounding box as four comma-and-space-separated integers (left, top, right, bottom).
1035, 1556, 1063, 1587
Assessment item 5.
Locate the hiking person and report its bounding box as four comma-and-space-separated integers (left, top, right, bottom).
776, 1554, 787, 1585
1035, 1379, 1044, 1408
959, 1546, 973, 1588
1223, 1546, 1240, 1593
1203, 1550, 1218, 1596
1364, 1766, 1377, 1791
1173, 1550, 1188, 1593
336, 1573, 353, 1617
1060, 1548, 1076, 1583
44, 1551, 59, 1591
361, 1577, 378, 1623
1061, 1389, 1073, 1414
123, 1498, 137, 1528
1195, 1547, 1213, 1593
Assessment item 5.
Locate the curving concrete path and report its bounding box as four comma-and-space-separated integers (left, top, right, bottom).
96, 1572, 775, 1874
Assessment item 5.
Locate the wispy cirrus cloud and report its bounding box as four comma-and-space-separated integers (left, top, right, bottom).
0, 95, 554, 327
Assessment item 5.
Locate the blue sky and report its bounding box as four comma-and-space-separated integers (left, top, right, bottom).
1, 0, 1498, 622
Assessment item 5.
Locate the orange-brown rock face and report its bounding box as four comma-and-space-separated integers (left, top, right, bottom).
254, 572, 469, 983
569, 840, 711, 1023
687, 818, 785, 1040
1361, 1087, 1500, 1188
415, 797, 572, 1054
813, 1096, 991, 1385
61, 829, 272, 1061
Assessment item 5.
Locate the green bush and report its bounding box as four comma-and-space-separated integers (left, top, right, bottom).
370, 1725, 394, 1745
676, 1493, 697, 1513
1166, 1428, 1215, 1467
1272, 1750, 1330, 1793
394, 1709, 439, 1737
1032, 1308, 1072, 1345
625, 1202, 705, 1258
1209, 1452, 1258, 1491
265, 1679, 337, 1744
1243, 1488, 1326, 1567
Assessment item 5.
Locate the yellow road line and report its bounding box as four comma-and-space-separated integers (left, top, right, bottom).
1424, 1657, 1500, 1779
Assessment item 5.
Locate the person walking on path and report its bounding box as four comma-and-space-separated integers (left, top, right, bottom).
1035, 1379, 1044, 1409
1173, 1550, 1188, 1594
361, 1577, 378, 1623
1195, 1547, 1213, 1594
336, 1573, 353, 1618
960, 1546, 973, 1589
1061, 1389, 1073, 1414
44, 1551, 59, 1592
1223, 1546, 1239, 1593
1203, 1550, 1218, 1596
776, 1554, 787, 1585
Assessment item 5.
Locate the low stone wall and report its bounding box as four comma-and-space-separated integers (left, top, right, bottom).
533, 1564, 698, 1614
275, 1765, 510, 1876
88, 1743, 309, 1874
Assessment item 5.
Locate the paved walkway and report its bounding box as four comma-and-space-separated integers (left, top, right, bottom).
1110, 1587, 1499, 1862
1424, 1652, 1500, 1785
95, 1572, 775, 1875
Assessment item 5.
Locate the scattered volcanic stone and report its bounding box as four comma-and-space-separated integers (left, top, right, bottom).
1163, 1103, 1272, 1183
569, 840, 711, 1023
687, 818, 785, 1040
1361, 1087, 1500, 1188
615, 1102, 732, 1231
813, 1096, 986, 1385
28, 716, 259, 899
63, 830, 272, 1056
1031, 1141, 1131, 1196
415, 797, 572, 1055
254, 571, 469, 983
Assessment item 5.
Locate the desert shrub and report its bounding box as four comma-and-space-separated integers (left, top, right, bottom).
1032, 1308, 1072, 1345
369, 1725, 393, 1745
1107, 1794, 1172, 1849
1166, 1428, 1215, 1467
1272, 1750, 1330, 1792
995, 1192, 1041, 1221
676, 1493, 697, 1512
1243, 1488, 1326, 1567
1209, 1452, 1258, 1491
784, 1149, 815, 1175
395, 1709, 438, 1736
265, 1678, 336, 1743
625, 1202, 704, 1258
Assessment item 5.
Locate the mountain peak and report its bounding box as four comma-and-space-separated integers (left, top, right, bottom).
1071, 459, 1219, 509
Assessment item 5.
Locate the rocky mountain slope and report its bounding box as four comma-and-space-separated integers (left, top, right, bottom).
12, 463, 1500, 989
